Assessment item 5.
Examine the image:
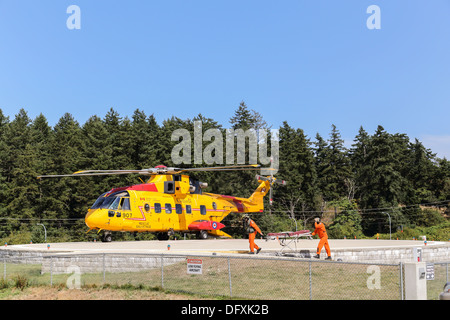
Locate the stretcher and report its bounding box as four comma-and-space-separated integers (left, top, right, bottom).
266, 230, 313, 256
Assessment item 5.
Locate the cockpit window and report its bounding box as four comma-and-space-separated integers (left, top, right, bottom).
91, 192, 109, 209
109, 197, 121, 210
91, 191, 130, 210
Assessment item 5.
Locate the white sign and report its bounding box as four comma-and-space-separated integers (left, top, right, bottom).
426, 263, 435, 280
187, 258, 203, 275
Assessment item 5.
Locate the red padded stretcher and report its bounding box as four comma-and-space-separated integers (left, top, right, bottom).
266, 230, 312, 256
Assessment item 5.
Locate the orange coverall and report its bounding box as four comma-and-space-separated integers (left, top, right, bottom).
312, 221, 331, 256
248, 219, 263, 253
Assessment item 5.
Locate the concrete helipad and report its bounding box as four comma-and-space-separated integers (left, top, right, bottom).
2, 238, 435, 253
3, 238, 449, 263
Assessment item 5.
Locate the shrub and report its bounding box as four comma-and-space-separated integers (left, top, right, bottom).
13, 275, 29, 291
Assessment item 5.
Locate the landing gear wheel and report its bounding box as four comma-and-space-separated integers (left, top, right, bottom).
197, 230, 209, 239
102, 232, 112, 242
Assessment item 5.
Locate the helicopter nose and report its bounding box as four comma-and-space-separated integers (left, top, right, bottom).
85, 209, 101, 229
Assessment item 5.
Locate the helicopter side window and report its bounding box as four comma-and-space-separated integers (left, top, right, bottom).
200, 205, 206, 215
120, 198, 131, 211
165, 203, 172, 214
109, 197, 121, 210
155, 203, 161, 213
186, 205, 192, 214
175, 204, 182, 214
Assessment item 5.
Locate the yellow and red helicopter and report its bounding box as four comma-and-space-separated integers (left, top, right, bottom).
37, 165, 285, 242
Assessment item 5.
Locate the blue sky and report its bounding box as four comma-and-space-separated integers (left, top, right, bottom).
0, 0, 449, 158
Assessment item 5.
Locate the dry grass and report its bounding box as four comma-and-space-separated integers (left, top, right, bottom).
3, 286, 210, 300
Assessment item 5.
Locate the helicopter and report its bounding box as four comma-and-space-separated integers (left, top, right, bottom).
37, 164, 285, 242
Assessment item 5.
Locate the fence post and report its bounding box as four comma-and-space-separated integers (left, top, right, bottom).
447, 262, 449, 283
102, 253, 106, 284
50, 256, 53, 287
227, 257, 232, 298
404, 262, 427, 300
161, 254, 164, 289
399, 262, 404, 300
309, 259, 312, 300
3, 258, 5, 280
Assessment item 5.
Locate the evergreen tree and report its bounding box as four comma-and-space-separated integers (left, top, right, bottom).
358, 126, 410, 234
406, 138, 437, 203
0, 109, 9, 217
80, 115, 114, 199
2, 110, 34, 222
326, 124, 352, 200
145, 113, 162, 168
102, 108, 136, 187
349, 126, 370, 204
278, 121, 318, 222
314, 132, 328, 203
433, 158, 450, 200
190, 113, 225, 193
160, 115, 192, 167
27, 114, 53, 220
359, 126, 402, 208
131, 109, 152, 168
0, 106, 448, 243
314, 125, 352, 202
229, 101, 256, 130
44, 113, 85, 221
228, 103, 269, 197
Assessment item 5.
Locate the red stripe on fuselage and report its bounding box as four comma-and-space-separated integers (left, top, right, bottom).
127, 183, 158, 192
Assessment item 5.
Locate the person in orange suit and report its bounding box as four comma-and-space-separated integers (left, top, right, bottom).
243, 215, 263, 254
312, 217, 332, 260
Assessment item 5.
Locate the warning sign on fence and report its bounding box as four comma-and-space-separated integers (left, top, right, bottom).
187, 258, 203, 275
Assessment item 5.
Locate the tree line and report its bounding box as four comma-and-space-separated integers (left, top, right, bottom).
0, 102, 448, 243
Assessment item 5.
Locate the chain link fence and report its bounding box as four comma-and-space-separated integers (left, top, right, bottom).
426, 261, 449, 300
1, 252, 410, 300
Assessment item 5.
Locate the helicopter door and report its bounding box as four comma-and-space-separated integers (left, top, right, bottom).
113, 197, 131, 231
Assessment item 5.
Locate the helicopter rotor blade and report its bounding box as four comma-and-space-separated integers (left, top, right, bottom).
176, 164, 261, 173
37, 171, 139, 179
73, 169, 157, 175
37, 164, 270, 179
